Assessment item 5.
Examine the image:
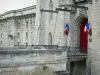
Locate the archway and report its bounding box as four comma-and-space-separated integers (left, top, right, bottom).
75, 15, 88, 53
80, 19, 88, 53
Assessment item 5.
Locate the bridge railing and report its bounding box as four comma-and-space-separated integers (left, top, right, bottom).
0, 46, 87, 57
67, 47, 87, 58
14, 45, 59, 49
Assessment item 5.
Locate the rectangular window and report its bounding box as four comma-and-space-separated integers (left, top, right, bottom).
17, 21, 20, 28
26, 21, 28, 28
1, 24, 3, 30
30, 19, 32, 24
49, 1, 53, 21
26, 32, 28, 40
26, 42, 28, 47
18, 33, 20, 38
1, 41, 2, 44
1, 33, 2, 38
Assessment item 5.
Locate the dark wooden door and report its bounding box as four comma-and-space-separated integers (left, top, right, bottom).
80, 19, 88, 53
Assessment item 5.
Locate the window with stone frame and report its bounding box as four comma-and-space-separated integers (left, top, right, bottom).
18, 33, 20, 38
1, 41, 2, 45
1, 33, 2, 38
1, 24, 3, 30
26, 32, 28, 40
33, 17, 35, 23
17, 20, 20, 28
32, 18, 35, 30
48, 32, 52, 45
49, 0, 53, 21
30, 19, 32, 24
26, 20, 28, 28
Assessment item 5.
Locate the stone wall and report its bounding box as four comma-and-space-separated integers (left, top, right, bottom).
14, 14, 35, 46
91, 0, 100, 75
0, 18, 15, 47
0, 49, 67, 72
0, 6, 36, 47
0, 66, 56, 75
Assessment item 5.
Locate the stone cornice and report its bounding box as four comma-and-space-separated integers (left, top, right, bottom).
15, 5, 36, 12
0, 5, 36, 20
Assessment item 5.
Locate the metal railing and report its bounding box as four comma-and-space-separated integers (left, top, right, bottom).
0, 45, 87, 57
67, 47, 87, 58
0, 46, 67, 57
14, 45, 59, 49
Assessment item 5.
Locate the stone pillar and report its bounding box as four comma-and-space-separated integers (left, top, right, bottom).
36, 0, 49, 45
35, 0, 41, 45
70, 12, 76, 47
65, 0, 76, 47
86, 2, 92, 75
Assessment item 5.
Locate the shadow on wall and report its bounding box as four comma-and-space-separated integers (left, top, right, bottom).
70, 59, 86, 75
31, 66, 56, 75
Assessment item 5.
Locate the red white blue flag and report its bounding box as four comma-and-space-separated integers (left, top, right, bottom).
84, 23, 91, 32
84, 23, 92, 36
64, 24, 69, 35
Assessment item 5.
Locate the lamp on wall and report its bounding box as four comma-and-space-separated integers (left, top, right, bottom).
89, 31, 92, 42
89, 38, 92, 42
88, 28, 92, 42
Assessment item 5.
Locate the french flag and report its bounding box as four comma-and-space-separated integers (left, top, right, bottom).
84, 23, 91, 32
64, 24, 69, 35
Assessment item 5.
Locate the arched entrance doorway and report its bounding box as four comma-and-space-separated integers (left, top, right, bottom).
75, 15, 88, 53
80, 19, 88, 53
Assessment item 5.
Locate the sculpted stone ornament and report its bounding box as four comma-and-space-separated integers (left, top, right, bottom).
88, 28, 92, 36
88, 31, 92, 36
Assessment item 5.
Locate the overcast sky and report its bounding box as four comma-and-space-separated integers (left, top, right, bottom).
0, 0, 36, 14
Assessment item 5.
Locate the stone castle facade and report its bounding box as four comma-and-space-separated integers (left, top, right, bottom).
0, 5, 36, 47
0, 0, 100, 75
